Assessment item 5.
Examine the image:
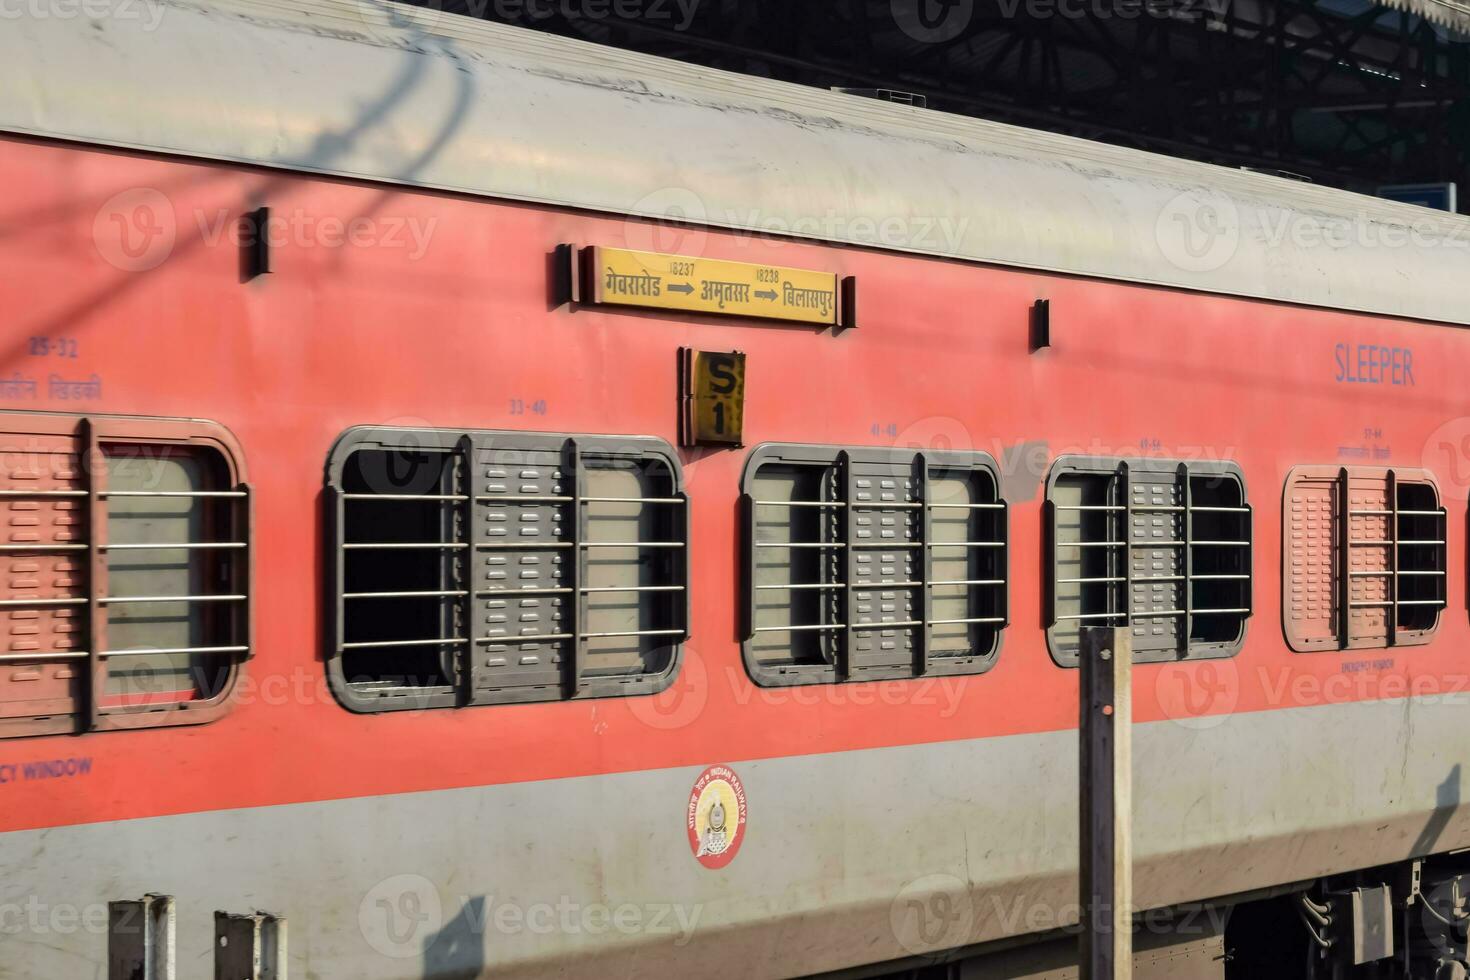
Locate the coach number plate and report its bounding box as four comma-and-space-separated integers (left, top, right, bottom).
680, 349, 745, 447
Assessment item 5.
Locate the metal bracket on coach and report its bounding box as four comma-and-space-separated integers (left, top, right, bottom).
215, 910, 287, 980
107, 896, 287, 980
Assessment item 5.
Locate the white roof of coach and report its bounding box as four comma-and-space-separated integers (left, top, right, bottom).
3, 0, 1469, 325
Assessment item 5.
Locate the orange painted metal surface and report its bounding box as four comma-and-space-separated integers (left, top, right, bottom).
1, 133, 1468, 834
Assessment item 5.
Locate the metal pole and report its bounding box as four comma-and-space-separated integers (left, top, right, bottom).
1079, 626, 1132, 980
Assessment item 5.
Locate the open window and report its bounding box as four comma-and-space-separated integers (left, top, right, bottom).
1046, 456, 1251, 666
741, 444, 1008, 687
326, 427, 688, 712
0, 414, 250, 740
1283, 466, 1446, 652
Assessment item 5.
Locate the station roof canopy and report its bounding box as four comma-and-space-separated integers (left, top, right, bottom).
414, 0, 1470, 197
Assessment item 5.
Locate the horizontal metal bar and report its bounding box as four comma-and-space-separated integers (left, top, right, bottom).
476, 542, 575, 550
928, 502, 1006, 510
1055, 612, 1128, 622
580, 585, 686, 594
1188, 506, 1251, 513
103, 542, 246, 551
1350, 540, 1446, 547
1350, 569, 1446, 577
102, 491, 247, 499
0, 543, 87, 551
580, 541, 686, 549
1193, 608, 1252, 615
753, 623, 843, 633
101, 645, 249, 658
1132, 505, 1184, 512
851, 502, 923, 510
930, 617, 1007, 626
930, 578, 1006, 587
1130, 541, 1185, 547
343, 542, 468, 550
1348, 509, 1446, 517
1351, 599, 1448, 608
0, 596, 87, 608
580, 629, 686, 639
343, 590, 468, 600
1060, 541, 1128, 548
342, 494, 467, 501
0, 650, 89, 662
754, 583, 843, 591
753, 500, 845, 508
580, 497, 685, 505
1056, 576, 1127, 584
1055, 505, 1126, 512
755, 541, 845, 549
1133, 575, 1186, 583
0, 489, 87, 497
852, 581, 923, 589
101, 594, 247, 605
477, 587, 574, 597
853, 620, 924, 630
853, 542, 922, 549
1397, 510, 1446, 517
1189, 541, 1251, 547
341, 638, 468, 650
1193, 574, 1251, 581
1397, 600, 1447, 607
927, 541, 1005, 548
480, 633, 573, 643
476, 495, 573, 503
1349, 509, 1394, 516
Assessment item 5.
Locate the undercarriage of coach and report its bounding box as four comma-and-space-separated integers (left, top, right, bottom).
851, 855, 1470, 980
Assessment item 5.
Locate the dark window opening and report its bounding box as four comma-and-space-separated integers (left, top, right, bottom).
339, 448, 458, 693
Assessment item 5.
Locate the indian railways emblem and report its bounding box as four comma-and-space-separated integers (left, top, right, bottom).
687, 765, 748, 869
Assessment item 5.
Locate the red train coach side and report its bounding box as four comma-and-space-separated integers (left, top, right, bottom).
2, 3, 1470, 979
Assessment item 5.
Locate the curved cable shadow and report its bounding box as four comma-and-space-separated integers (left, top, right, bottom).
10, 4, 476, 371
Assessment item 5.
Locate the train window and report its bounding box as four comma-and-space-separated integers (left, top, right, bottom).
741, 444, 1008, 687
1283, 466, 1446, 652
326, 427, 687, 712
0, 414, 250, 740
1046, 456, 1252, 666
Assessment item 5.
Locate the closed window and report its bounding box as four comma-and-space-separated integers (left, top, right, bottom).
0, 414, 250, 740
1046, 456, 1251, 666
1283, 466, 1446, 652
326, 427, 687, 711
741, 444, 1008, 686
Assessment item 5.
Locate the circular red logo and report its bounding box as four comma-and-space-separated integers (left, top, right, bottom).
687, 765, 747, 869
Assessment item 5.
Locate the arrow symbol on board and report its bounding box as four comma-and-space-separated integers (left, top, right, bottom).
667, 282, 694, 295
754, 289, 778, 301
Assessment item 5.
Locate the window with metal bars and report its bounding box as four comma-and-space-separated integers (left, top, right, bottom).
1283, 465, 1446, 652
326, 427, 688, 711
0, 414, 250, 740
740, 444, 1008, 686
1046, 456, 1252, 667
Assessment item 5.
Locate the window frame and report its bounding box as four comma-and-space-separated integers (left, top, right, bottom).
1281, 465, 1447, 653
0, 412, 251, 741
325, 425, 689, 713
1044, 455, 1253, 667
739, 442, 1010, 688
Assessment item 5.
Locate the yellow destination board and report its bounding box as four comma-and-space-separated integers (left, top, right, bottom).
589, 247, 840, 326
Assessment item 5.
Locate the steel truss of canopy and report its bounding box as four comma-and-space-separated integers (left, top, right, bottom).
399, 0, 1470, 198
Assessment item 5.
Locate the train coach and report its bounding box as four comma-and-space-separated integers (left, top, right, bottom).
3, 1, 1470, 977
